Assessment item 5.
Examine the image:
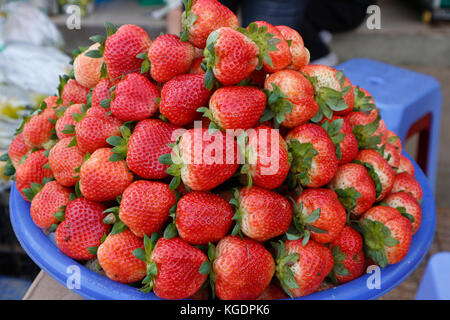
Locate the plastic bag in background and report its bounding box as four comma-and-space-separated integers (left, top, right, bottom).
0, 1, 65, 48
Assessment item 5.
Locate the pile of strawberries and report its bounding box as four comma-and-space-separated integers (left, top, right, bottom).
4, 0, 425, 300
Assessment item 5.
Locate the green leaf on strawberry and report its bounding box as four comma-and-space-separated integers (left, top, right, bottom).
331, 245, 350, 277
335, 187, 362, 212
272, 240, 299, 298
261, 83, 293, 128
321, 118, 346, 160
353, 159, 383, 199
352, 115, 382, 150
353, 86, 376, 113
287, 140, 318, 187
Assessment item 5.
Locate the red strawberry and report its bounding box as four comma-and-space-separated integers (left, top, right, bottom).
8, 133, 30, 169
15, 150, 53, 201
30, 181, 71, 229
328, 163, 376, 216
122, 119, 182, 179
75, 107, 122, 154
91, 79, 113, 113
42, 95, 60, 109
62, 79, 89, 105
103, 24, 152, 80
241, 126, 290, 189
110, 73, 159, 121
274, 239, 332, 297
55, 197, 110, 260
294, 188, 346, 244
264, 70, 319, 128
213, 236, 275, 300
22, 107, 57, 149
384, 192, 422, 234
181, 0, 238, 49
383, 142, 400, 170
232, 186, 292, 242
203, 27, 259, 88
175, 191, 234, 245
276, 25, 310, 71
79, 148, 133, 202
55, 104, 83, 140
159, 73, 211, 126
189, 57, 205, 74
200, 86, 266, 130
150, 237, 208, 299
73, 43, 105, 89
348, 112, 387, 150
330, 226, 365, 284
48, 137, 84, 187
355, 149, 395, 201
97, 229, 146, 283
360, 206, 412, 266
148, 34, 195, 82
162, 128, 238, 191
386, 130, 402, 154
391, 172, 423, 203
300, 65, 354, 120
256, 284, 287, 300
398, 155, 415, 176
320, 115, 358, 165
352, 86, 377, 115
285, 123, 338, 188
119, 180, 176, 237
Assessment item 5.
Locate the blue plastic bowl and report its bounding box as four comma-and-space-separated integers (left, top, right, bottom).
9, 153, 436, 300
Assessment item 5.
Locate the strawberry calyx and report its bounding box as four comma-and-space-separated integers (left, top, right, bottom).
158, 137, 184, 190
287, 140, 318, 187
203, 30, 221, 90
84, 22, 116, 78
330, 245, 350, 280
136, 52, 151, 74
285, 199, 326, 246
352, 115, 382, 150
353, 159, 383, 199
196, 107, 222, 132
272, 240, 300, 298
163, 192, 181, 239
229, 188, 244, 237
359, 218, 399, 268
107, 122, 134, 162
236, 131, 256, 188
198, 242, 217, 298
102, 195, 128, 235
22, 176, 54, 202
180, 0, 197, 42
0, 153, 15, 177
321, 118, 346, 160
238, 22, 280, 71
353, 86, 376, 114
133, 232, 160, 293
379, 203, 415, 223
260, 83, 293, 128
334, 187, 362, 213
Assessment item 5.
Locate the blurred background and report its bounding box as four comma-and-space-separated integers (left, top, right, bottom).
0, 0, 448, 299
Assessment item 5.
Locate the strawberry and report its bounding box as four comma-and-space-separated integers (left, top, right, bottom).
62, 79, 89, 105
161, 128, 238, 191
55, 197, 110, 260
8, 133, 30, 169
398, 155, 415, 176
285, 123, 338, 188
174, 191, 234, 245
103, 24, 152, 80
391, 172, 423, 203
383, 142, 400, 170
276, 25, 310, 71
386, 130, 402, 154
97, 229, 146, 283
352, 86, 376, 115
300, 65, 354, 121
181, 0, 238, 49
349, 114, 387, 150
330, 226, 365, 284
159, 73, 211, 126
48, 137, 84, 187
30, 181, 71, 229
263, 70, 318, 128
273, 239, 332, 297
199, 86, 266, 130
91, 79, 113, 113
42, 95, 60, 109
74, 43, 105, 89
244, 21, 291, 73
189, 57, 205, 74
293, 188, 346, 244
55, 104, 83, 140
360, 206, 412, 267
15, 150, 53, 201
203, 27, 259, 88
147, 34, 195, 83
320, 116, 358, 165
231, 186, 292, 242
328, 163, 376, 216
213, 236, 275, 300
145, 237, 208, 299
256, 284, 287, 300
75, 107, 122, 154
79, 148, 133, 202
240, 126, 290, 189
384, 192, 422, 234
22, 107, 57, 149
119, 180, 176, 237
110, 73, 159, 121
355, 149, 395, 201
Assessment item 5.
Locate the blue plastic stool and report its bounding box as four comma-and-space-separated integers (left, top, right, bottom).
338, 58, 442, 192
415, 252, 450, 300
0, 276, 31, 300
